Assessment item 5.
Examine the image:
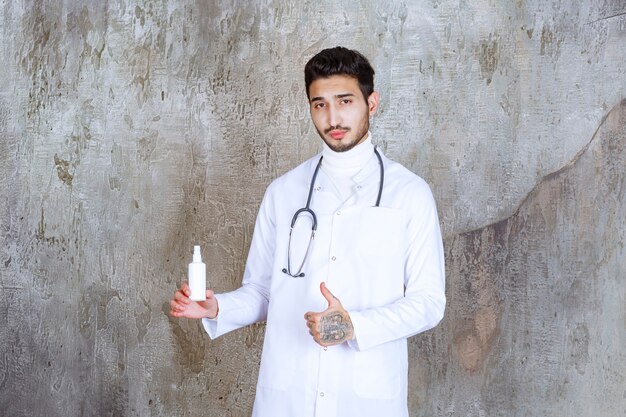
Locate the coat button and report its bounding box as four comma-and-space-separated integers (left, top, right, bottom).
323, 347, 328, 351
336, 211, 341, 215
331, 256, 336, 261
320, 392, 325, 397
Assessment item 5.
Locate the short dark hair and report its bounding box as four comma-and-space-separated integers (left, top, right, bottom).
304, 46, 375, 102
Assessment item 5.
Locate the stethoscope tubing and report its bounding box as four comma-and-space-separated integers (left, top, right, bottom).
374, 147, 384, 207
290, 155, 323, 230
282, 147, 384, 278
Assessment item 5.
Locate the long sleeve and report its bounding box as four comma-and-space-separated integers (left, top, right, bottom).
348, 176, 446, 351
202, 185, 277, 339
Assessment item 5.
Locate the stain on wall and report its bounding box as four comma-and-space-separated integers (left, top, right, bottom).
0, 1, 624, 416
414, 100, 625, 416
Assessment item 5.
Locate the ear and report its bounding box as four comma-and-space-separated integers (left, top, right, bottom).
367, 91, 380, 116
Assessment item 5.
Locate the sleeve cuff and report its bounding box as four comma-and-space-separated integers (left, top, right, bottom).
346, 310, 364, 351
201, 316, 219, 339
198, 291, 269, 339
200, 293, 224, 339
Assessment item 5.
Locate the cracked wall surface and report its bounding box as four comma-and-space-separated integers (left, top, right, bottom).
411, 99, 626, 416
1, 1, 625, 416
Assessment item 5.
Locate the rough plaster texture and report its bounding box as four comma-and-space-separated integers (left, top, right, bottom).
0, 1, 624, 416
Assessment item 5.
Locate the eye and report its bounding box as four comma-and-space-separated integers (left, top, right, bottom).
340, 99, 352, 105
313, 102, 325, 109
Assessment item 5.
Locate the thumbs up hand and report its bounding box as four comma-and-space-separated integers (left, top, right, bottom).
304, 282, 354, 347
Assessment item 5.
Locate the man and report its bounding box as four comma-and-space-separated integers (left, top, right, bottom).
170, 46, 446, 417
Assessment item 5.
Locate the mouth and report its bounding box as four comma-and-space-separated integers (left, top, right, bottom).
328, 128, 349, 140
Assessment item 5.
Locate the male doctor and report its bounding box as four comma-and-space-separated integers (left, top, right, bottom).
170, 46, 446, 417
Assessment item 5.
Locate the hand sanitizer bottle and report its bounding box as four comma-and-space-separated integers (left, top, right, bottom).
188, 245, 206, 301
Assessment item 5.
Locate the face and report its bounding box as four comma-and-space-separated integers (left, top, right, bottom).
308, 75, 379, 153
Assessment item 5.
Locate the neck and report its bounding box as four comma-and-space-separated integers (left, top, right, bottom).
322, 134, 374, 178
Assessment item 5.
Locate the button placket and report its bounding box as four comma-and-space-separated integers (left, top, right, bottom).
328, 205, 342, 268
315, 341, 329, 414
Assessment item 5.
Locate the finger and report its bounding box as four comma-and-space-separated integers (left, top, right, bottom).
169, 304, 183, 316
305, 312, 321, 323
170, 299, 185, 312
320, 282, 338, 306
174, 291, 190, 304
181, 282, 191, 296
205, 289, 214, 299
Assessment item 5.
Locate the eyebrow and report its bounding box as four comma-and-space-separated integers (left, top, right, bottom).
310, 93, 356, 102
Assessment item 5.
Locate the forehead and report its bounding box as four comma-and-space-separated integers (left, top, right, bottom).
308, 75, 361, 99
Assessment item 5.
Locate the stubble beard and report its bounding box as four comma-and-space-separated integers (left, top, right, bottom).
316, 118, 370, 153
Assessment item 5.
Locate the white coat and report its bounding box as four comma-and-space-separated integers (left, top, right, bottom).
203, 148, 446, 417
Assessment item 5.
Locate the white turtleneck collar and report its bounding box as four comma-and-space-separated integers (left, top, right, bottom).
320, 133, 376, 201
321, 133, 375, 179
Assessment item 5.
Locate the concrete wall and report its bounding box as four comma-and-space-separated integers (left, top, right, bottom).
1, 1, 624, 416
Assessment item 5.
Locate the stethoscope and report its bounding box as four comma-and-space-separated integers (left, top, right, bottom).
282, 147, 385, 277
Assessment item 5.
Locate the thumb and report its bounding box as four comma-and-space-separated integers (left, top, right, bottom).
320, 282, 338, 307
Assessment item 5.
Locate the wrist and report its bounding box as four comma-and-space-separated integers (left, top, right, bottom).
206, 304, 219, 320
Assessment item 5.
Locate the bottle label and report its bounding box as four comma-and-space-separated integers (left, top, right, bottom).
188, 263, 206, 301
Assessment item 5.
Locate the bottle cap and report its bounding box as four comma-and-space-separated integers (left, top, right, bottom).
193, 245, 202, 262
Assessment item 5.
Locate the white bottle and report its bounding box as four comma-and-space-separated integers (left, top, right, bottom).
188, 245, 206, 301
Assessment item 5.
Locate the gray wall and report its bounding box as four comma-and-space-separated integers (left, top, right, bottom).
1, 1, 625, 416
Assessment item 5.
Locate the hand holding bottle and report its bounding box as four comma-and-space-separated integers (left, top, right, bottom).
170, 245, 218, 319
170, 282, 219, 319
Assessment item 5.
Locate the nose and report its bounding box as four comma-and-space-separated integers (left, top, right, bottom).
327, 103, 341, 128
